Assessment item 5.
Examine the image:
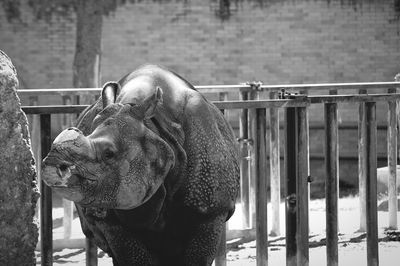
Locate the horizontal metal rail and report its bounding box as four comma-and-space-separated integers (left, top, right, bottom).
22, 92, 400, 114
21, 100, 309, 114
23, 105, 88, 114
259, 81, 400, 91
307, 93, 400, 104
17, 81, 400, 95
214, 99, 309, 109
19, 88, 101, 96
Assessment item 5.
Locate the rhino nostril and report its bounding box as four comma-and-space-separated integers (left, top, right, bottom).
56, 164, 73, 179
59, 164, 68, 172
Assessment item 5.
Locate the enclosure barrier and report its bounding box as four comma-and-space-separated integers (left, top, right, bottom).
19, 81, 400, 266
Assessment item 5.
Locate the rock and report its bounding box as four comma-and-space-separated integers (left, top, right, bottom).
0, 50, 40, 265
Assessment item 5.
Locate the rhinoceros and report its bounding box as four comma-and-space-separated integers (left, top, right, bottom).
42, 65, 240, 265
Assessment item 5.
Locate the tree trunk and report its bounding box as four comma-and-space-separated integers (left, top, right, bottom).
73, 0, 103, 104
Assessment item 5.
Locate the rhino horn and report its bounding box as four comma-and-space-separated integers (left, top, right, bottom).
53, 127, 82, 145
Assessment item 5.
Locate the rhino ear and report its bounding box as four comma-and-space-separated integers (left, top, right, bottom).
138, 87, 163, 119
102, 81, 119, 108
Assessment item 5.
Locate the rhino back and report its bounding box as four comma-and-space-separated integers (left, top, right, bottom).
118, 65, 239, 217
179, 93, 240, 218
117, 65, 198, 124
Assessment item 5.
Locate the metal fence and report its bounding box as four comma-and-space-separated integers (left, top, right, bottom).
19, 81, 400, 266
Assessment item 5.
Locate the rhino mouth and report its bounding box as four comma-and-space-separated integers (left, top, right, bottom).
54, 164, 96, 184
42, 155, 83, 186
42, 159, 87, 202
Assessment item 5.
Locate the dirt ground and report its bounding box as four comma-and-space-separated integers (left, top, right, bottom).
35, 196, 400, 265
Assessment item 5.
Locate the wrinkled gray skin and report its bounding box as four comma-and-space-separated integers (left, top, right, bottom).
42, 65, 239, 266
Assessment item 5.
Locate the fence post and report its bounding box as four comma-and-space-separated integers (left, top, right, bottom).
285, 104, 309, 266
255, 108, 268, 266
40, 114, 53, 266
299, 89, 310, 233
358, 89, 367, 232
215, 224, 227, 266
324, 99, 339, 266
364, 102, 379, 266
297, 106, 309, 266
239, 90, 250, 229
62, 96, 74, 239
63, 200, 74, 239
86, 238, 98, 266
219, 92, 229, 115
29, 96, 41, 220
269, 91, 281, 237
285, 107, 297, 266
248, 90, 258, 228
215, 100, 228, 266
387, 88, 398, 230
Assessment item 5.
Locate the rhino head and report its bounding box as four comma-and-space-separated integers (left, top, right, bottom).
42, 83, 175, 209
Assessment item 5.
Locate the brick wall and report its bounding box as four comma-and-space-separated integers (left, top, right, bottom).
0, 2, 75, 90
1, 0, 398, 88
100, 0, 399, 85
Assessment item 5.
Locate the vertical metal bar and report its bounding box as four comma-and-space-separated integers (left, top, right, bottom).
86, 237, 98, 266
239, 91, 250, 228
358, 89, 367, 232
299, 90, 310, 232
40, 114, 52, 266
364, 102, 379, 266
396, 77, 400, 228
63, 200, 73, 239
30, 96, 41, 220
324, 102, 339, 266
297, 107, 309, 266
215, 223, 227, 266
215, 96, 228, 266
285, 107, 297, 266
387, 88, 398, 230
219, 92, 228, 115
62, 96, 75, 129
62, 96, 74, 239
255, 108, 268, 266
269, 91, 281, 236
248, 91, 258, 228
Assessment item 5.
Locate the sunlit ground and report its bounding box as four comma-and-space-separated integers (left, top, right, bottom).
35, 195, 400, 265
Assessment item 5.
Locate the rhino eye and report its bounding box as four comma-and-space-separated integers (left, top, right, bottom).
104, 119, 114, 126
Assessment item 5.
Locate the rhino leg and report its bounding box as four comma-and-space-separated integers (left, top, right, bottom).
96, 222, 159, 265
76, 206, 159, 266
183, 213, 228, 266
93, 220, 159, 266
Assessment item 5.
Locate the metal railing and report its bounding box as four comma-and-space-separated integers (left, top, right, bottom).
20, 81, 400, 266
